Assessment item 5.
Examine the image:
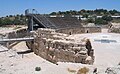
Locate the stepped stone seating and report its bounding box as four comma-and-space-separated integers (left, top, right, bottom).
48, 17, 82, 29
27, 13, 101, 34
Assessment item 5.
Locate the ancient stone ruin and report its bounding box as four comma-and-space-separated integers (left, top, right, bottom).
108, 23, 120, 33
27, 28, 95, 64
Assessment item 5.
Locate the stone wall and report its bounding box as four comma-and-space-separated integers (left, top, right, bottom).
109, 27, 120, 33
56, 27, 101, 34
108, 27, 120, 33
30, 28, 95, 64
1, 28, 29, 47
108, 23, 120, 33
7, 28, 28, 38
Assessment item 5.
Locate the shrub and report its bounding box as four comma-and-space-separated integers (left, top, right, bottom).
118, 62, 120, 65
35, 67, 41, 71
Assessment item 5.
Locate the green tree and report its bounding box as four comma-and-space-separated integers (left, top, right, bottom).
87, 18, 94, 23
95, 18, 107, 25
102, 15, 113, 21
82, 13, 89, 18
50, 12, 57, 15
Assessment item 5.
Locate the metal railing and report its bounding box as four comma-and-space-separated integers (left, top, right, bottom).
0, 37, 34, 43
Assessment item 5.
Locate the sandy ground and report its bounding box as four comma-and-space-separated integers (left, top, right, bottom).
0, 26, 27, 35
0, 27, 14, 35
0, 28, 120, 74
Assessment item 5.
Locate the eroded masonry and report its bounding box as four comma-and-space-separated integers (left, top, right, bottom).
27, 28, 95, 65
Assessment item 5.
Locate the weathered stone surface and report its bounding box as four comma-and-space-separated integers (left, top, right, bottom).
28, 28, 95, 64
56, 27, 101, 34
85, 56, 93, 65
75, 50, 87, 63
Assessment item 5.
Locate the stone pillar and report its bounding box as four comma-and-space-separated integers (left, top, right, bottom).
6, 42, 9, 48
28, 16, 33, 31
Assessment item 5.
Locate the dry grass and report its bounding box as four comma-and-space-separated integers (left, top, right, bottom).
77, 67, 89, 74
67, 68, 76, 73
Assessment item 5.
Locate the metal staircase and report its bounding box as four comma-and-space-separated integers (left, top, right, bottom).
32, 14, 57, 29
25, 9, 57, 31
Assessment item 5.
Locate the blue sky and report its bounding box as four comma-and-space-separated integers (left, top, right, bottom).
0, 0, 120, 17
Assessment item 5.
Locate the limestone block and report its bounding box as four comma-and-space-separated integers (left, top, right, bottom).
85, 56, 93, 65
75, 51, 88, 63
90, 49, 94, 57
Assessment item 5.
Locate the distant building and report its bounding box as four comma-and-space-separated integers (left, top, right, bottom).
49, 15, 64, 17
97, 16, 120, 18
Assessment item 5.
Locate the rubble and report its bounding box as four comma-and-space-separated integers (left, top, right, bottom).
105, 66, 120, 74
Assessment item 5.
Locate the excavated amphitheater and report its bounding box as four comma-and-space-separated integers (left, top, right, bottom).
0, 27, 120, 74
